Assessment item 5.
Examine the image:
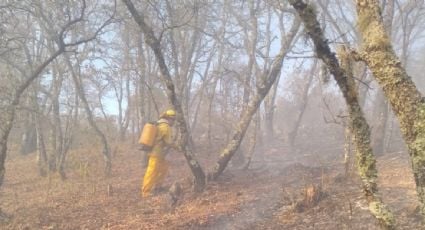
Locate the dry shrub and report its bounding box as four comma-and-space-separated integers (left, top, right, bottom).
295, 184, 325, 212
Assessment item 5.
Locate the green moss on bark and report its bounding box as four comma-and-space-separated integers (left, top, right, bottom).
356, 0, 425, 220
369, 201, 396, 229
289, 1, 396, 228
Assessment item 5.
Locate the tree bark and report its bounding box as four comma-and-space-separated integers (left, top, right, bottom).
371, 0, 394, 156
289, 0, 396, 228
354, 0, 425, 219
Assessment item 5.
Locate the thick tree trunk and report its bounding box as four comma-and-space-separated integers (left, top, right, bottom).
354, 0, 425, 218
242, 0, 258, 108
289, 1, 396, 228
371, 0, 394, 156
208, 18, 301, 180
122, 0, 206, 192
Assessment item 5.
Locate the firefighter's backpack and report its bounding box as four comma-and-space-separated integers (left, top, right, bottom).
138, 121, 157, 151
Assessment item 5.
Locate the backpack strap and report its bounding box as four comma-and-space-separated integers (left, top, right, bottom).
156, 118, 169, 124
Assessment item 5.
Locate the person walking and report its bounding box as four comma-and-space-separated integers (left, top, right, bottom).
141, 109, 177, 197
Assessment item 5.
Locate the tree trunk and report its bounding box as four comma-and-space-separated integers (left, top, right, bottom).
35, 113, 48, 177
289, 1, 396, 228
50, 68, 64, 173
19, 111, 37, 155
208, 17, 301, 180
32, 88, 48, 177
0, 107, 16, 186
371, 0, 394, 156
354, 0, 425, 218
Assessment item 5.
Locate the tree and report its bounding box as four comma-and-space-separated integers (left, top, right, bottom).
353, 0, 425, 219
208, 6, 302, 180
289, 0, 396, 228
0, 0, 114, 186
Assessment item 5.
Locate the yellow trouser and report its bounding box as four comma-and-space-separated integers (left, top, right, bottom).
141, 155, 169, 197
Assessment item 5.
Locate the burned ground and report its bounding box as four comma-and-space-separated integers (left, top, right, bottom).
0, 139, 422, 229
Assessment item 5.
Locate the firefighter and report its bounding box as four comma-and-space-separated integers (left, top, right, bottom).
141, 109, 177, 197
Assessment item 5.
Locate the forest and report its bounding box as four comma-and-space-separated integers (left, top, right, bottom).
1, 0, 425, 229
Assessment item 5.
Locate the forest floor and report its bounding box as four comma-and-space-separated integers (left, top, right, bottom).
0, 140, 423, 229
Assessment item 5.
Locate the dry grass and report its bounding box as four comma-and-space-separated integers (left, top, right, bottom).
0, 142, 422, 229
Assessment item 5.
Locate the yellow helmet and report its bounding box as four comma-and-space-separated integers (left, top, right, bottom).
161, 109, 176, 118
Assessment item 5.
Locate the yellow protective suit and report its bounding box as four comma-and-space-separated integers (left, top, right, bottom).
141, 119, 172, 197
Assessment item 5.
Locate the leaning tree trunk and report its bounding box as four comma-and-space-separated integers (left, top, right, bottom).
208, 17, 301, 180
353, 0, 425, 218
122, 0, 206, 192
289, 1, 396, 228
